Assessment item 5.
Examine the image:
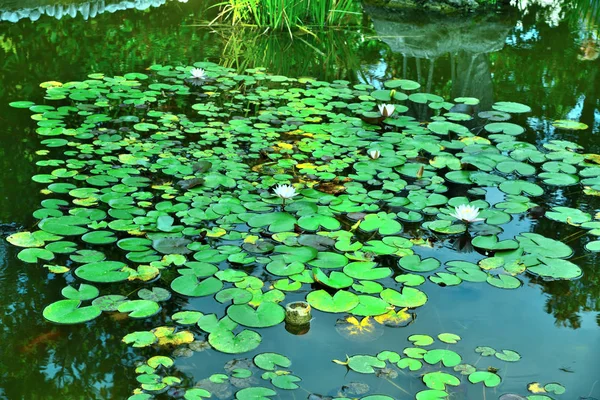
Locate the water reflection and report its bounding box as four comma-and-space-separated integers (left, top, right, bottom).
0, 0, 169, 23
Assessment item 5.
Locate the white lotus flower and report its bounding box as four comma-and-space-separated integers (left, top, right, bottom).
190, 68, 205, 79
450, 205, 484, 223
274, 184, 298, 200
378, 104, 395, 117
369, 150, 381, 160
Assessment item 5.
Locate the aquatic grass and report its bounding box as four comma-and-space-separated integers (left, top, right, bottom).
214, 26, 377, 81
212, 0, 362, 31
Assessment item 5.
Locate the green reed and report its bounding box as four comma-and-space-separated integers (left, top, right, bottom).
212, 0, 361, 31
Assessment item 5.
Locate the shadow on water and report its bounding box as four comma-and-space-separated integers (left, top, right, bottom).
0, 0, 599, 398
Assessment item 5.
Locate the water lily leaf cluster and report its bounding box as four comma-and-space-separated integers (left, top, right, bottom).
333, 332, 563, 400
6, 62, 587, 398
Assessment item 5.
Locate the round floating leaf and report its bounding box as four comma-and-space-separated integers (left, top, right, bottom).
395, 274, 426, 287
423, 349, 462, 367
350, 295, 390, 316
39, 216, 90, 236
398, 255, 441, 272
487, 275, 522, 289
248, 212, 297, 233
61, 284, 99, 301
254, 353, 291, 371
81, 230, 117, 244
118, 300, 161, 318
18, 248, 54, 263
209, 329, 262, 354
468, 371, 501, 387
416, 390, 449, 400
216, 288, 253, 305
92, 295, 127, 311
545, 207, 591, 224
585, 241, 600, 252
408, 334, 434, 346
6, 231, 46, 248
266, 260, 305, 276
397, 358, 423, 371
122, 331, 158, 348
306, 290, 359, 313
499, 180, 543, 197
147, 355, 174, 369
226, 302, 285, 328
495, 349, 521, 362
313, 268, 353, 289
138, 287, 172, 302
384, 79, 420, 90
544, 383, 565, 395
297, 214, 341, 231
235, 387, 276, 400
43, 300, 102, 324
380, 287, 427, 308
422, 371, 460, 390
343, 262, 392, 280
171, 276, 224, 297
492, 101, 531, 113
475, 346, 496, 356
152, 237, 192, 254
527, 257, 582, 280
347, 355, 386, 373
75, 261, 129, 283
438, 333, 461, 344
472, 236, 519, 251
271, 374, 301, 390
552, 120, 588, 130
172, 311, 204, 325
517, 233, 573, 258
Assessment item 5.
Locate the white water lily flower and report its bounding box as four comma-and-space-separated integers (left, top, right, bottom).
378, 104, 395, 117
274, 184, 298, 200
190, 68, 205, 79
450, 205, 484, 223
369, 150, 381, 159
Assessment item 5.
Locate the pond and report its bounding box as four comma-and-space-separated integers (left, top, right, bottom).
0, 0, 599, 399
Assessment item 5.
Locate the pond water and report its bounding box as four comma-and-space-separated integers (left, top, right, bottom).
0, 0, 599, 399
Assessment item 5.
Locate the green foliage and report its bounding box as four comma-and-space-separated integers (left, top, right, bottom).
214, 0, 362, 30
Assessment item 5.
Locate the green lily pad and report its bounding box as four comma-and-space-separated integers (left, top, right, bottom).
118, 300, 161, 318
306, 290, 359, 313
43, 299, 102, 324
171, 276, 223, 297
235, 387, 276, 400
209, 329, 262, 354
423, 349, 462, 367
347, 355, 386, 373
254, 353, 291, 371
398, 255, 441, 272
468, 371, 501, 387
226, 302, 285, 328
75, 261, 129, 283
422, 371, 460, 390
61, 284, 99, 301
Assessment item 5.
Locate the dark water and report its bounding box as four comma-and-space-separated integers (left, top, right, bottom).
0, 0, 599, 399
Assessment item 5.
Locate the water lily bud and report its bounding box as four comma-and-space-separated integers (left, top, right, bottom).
416, 166, 424, 179
389, 89, 396, 99
369, 150, 381, 160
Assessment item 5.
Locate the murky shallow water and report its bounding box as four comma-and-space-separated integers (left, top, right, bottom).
0, 0, 598, 399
